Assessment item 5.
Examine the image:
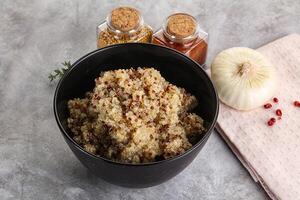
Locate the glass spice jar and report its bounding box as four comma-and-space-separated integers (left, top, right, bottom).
97, 7, 153, 48
152, 13, 208, 67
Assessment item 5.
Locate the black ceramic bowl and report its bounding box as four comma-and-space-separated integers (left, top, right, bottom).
54, 43, 219, 188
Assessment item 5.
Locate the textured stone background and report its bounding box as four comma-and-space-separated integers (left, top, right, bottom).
1, 0, 299, 199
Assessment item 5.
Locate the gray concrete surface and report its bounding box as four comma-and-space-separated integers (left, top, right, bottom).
1, 0, 299, 199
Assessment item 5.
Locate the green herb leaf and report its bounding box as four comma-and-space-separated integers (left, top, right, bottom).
49, 61, 72, 82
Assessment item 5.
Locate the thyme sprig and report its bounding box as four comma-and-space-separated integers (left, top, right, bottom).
48, 61, 72, 82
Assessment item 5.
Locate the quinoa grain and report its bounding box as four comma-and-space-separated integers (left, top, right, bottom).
67, 68, 205, 163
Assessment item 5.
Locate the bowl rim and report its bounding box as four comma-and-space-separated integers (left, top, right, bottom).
53, 43, 219, 166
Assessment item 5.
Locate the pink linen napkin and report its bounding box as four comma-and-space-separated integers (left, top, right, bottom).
215, 34, 300, 200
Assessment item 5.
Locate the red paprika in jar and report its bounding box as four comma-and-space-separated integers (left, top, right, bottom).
152, 13, 208, 67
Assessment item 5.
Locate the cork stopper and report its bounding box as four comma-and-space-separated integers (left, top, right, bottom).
110, 7, 141, 32
166, 13, 197, 38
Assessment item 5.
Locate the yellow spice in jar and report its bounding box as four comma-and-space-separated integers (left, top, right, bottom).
97, 6, 153, 48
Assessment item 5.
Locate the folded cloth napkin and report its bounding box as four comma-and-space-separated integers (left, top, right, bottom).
215, 34, 300, 200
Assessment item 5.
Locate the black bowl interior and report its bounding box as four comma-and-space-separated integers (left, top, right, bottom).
54, 43, 219, 165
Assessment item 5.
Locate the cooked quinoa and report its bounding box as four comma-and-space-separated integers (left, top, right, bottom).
67, 68, 205, 163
